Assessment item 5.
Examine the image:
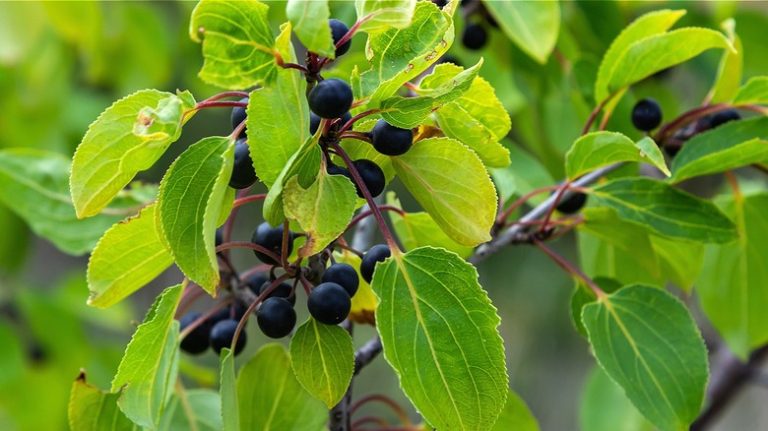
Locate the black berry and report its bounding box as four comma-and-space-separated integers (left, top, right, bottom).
258, 280, 296, 306
245, 273, 269, 294
631, 98, 662, 132
351, 159, 385, 198
215, 228, 224, 247
211, 302, 248, 323
322, 263, 359, 297
210, 319, 246, 355
307, 282, 351, 325
329, 19, 351, 57
708, 109, 741, 129
231, 97, 248, 138
179, 312, 210, 355
372, 120, 413, 156
229, 139, 257, 189
327, 163, 352, 179
310, 111, 352, 135
361, 244, 391, 283
251, 222, 294, 265
462, 23, 488, 51
308, 79, 353, 119
257, 297, 297, 338
556, 192, 588, 214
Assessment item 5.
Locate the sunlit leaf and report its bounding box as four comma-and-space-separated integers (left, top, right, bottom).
709, 19, 743, 104
482, 1, 560, 64
733, 76, 768, 105
354, 0, 417, 33
287, 0, 334, 57
68, 373, 135, 431
565, 132, 668, 180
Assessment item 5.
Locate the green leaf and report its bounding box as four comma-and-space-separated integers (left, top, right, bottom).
733, 76, 768, 105
71, 89, 192, 218
379, 60, 482, 129
595, 9, 686, 102
709, 19, 743, 104
289, 318, 354, 408
284, 170, 357, 258
87, 204, 173, 308
111, 284, 183, 428
263, 136, 322, 225
582, 285, 708, 431
565, 132, 669, 180
189, 0, 276, 89
159, 389, 222, 431
482, 1, 560, 64
354, 0, 417, 33
579, 367, 654, 431
669, 117, 768, 183
157, 137, 234, 294
0, 149, 151, 256
607, 28, 733, 96
69, 374, 135, 431
287, 0, 334, 57
237, 344, 327, 431
247, 23, 310, 188
590, 177, 737, 243
651, 236, 704, 292
697, 193, 768, 360
219, 349, 240, 431
490, 389, 540, 431
570, 277, 623, 337
392, 137, 497, 246
373, 246, 508, 431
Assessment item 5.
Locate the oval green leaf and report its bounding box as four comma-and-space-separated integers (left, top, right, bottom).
286, 0, 334, 58
482, 1, 560, 64
733, 76, 768, 105
565, 132, 669, 180
355, 0, 417, 33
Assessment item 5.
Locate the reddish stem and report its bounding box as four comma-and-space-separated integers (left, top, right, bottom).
339, 131, 373, 143
216, 241, 282, 268
232, 193, 267, 209
338, 109, 381, 134
534, 239, 604, 297
196, 100, 248, 110
230, 274, 292, 350
179, 299, 232, 340
350, 394, 411, 425
346, 205, 405, 233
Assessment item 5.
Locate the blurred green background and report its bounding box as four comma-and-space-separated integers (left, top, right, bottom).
1, 1, 767, 430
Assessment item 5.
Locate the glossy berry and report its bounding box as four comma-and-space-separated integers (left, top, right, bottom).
257, 297, 297, 338
308, 282, 351, 325
179, 312, 210, 355
210, 319, 246, 355
327, 163, 352, 178
251, 222, 294, 265
231, 97, 248, 138
229, 139, 257, 189
360, 244, 391, 283
708, 109, 741, 129
352, 159, 385, 198
372, 120, 413, 156
631, 98, 662, 132
245, 273, 269, 295
308, 79, 353, 119
462, 23, 488, 51
329, 19, 351, 57
556, 192, 588, 214
310, 111, 352, 135
322, 263, 359, 297
257, 280, 296, 306
215, 228, 224, 247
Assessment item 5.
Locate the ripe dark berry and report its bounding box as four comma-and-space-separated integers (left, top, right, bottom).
708, 109, 741, 129
245, 273, 269, 295
210, 319, 246, 355
351, 159, 385, 198
372, 120, 413, 156
179, 312, 210, 355
307, 282, 351, 325
308, 79, 353, 119
631, 98, 662, 132
322, 263, 359, 297
327, 163, 352, 179
231, 97, 248, 138
258, 280, 296, 306
215, 228, 223, 247
310, 111, 352, 135
212, 302, 248, 323
229, 139, 257, 189
251, 222, 294, 265
556, 192, 588, 214
329, 19, 351, 57
462, 23, 488, 51
361, 244, 391, 283
257, 297, 297, 338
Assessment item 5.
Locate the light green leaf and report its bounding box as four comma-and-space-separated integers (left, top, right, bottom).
189, 0, 276, 89
287, 0, 334, 57
247, 23, 310, 187
157, 137, 234, 294
0, 149, 151, 256
670, 117, 768, 183
490, 389, 540, 431
289, 318, 354, 408
71, 89, 192, 218
379, 60, 482, 129
373, 246, 508, 431
482, 1, 560, 64
565, 132, 669, 180
219, 349, 239, 431
709, 19, 743, 104
284, 169, 357, 257
88, 204, 173, 308
392, 137, 497, 246
334, 250, 378, 325
590, 177, 737, 243
733, 76, 768, 105
595, 9, 686, 102
159, 389, 222, 431
238, 344, 327, 431
111, 284, 183, 428
698, 193, 768, 360
69, 374, 135, 431
263, 136, 322, 225
354, 0, 417, 33
579, 367, 654, 431
582, 285, 708, 431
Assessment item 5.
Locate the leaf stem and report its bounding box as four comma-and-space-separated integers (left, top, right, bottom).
339, 131, 373, 143
345, 205, 405, 233
230, 273, 292, 350
232, 193, 266, 209
534, 239, 605, 297
338, 109, 381, 134
349, 394, 411, 425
